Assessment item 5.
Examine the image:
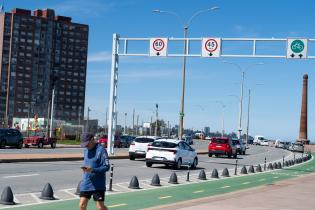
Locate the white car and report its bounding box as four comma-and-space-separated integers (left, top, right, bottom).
260, 140, 269, 146
145, 139, 198, 169
128, 136, 159, 160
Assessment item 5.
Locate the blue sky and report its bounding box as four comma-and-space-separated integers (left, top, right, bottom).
5, 0, 315, 141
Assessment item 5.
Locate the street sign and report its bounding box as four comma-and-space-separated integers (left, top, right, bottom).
287, 38, 308, 59
202, 38, 221, 57
150, 38, 168, 56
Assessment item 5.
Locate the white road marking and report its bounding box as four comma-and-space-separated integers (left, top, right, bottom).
3, 174, 40, 179
193, 190, 204, 194
242, 182, 250, 185
221, 185, 230, 189
60, 189, 78, 198
259, 178, 266, 182
108, 203, 127, 208
159, 196, 172, 199
30, 193, 42, 204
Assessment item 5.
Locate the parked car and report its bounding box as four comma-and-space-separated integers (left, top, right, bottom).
23, 131, 57, 149
182, 135, 193, 145
98, 135, 122, 148
208, 137, 237, 159
289, 143, 304, 153
283, 142, 292, 150
275, 140, 285, 148
128, 136, 159, 160
145, 139, 198, 169
120, 135, 136, 148
0, 128, 24, 149
260, 140, 269, 146
253, 135, 266, 145
232, 139, 246, 155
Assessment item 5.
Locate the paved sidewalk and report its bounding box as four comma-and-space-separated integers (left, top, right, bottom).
147, 172, 315, 210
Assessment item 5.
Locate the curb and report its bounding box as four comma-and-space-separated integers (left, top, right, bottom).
0, 151, 209, 163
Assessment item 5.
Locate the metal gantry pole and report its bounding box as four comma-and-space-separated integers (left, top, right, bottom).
155, 104, 159, 136
238, 71, 244, 139
179, 27, 188, 139
107, 33, 120, 155
245, 89, 251, 146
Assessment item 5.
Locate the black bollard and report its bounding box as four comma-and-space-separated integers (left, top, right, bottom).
198, 169, 207, 180
39, 183, 56, 200
186, 163, 191, 182
256, 164, 262, 172
151, 174, 161, 186
222, 168, 230, 177
264, 157, 267, 171
211, 169, 219, 178
283, 155, 285, 167
267, 163, 273, 170
169, 172, 179, 184
241, 166, 247, 174
108, 164, 114, 191
128, 176, 140, 189
0, 186, 15, 205
248, 165, 255, 173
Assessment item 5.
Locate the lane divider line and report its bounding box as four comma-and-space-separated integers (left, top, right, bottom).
3, 174, 40, 179
108, 203, 128, 208
159, 196, 172, 199
221, 185, 230, 189
259, 178, 266, 182
242, 182, 250, 185
193, 190, 204, 194
30, 193, 42, 204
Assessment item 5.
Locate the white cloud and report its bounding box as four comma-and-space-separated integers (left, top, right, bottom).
88, 51, 112, 62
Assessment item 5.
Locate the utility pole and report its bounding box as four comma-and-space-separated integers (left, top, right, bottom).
136, 114, 139, 135
167, 121, 170, 138
155, 104, 158, 136
49, 88, 55, 138
86, 107, 91, 133
124, 112, 127, 135
245, 89, 251, 146
150, 116, 152, 136
105, 107, 108, 134
238, 71, 244, 139
132, 108, 135, 135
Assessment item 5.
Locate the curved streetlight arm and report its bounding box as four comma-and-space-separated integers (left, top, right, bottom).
187, 6, 219, 28
152, 9, 185, 28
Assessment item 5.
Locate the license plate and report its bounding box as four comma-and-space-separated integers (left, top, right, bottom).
154, 157, 164, 161
216, 145, 222, 148
136, 150, 145, 154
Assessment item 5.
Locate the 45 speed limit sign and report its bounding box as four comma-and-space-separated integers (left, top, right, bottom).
150, 38, 168, 56
202, 38, 221, 57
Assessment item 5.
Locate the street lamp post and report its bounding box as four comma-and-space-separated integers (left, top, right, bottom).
223, 61, 264, 139
216, 101, 225, 137
153, 6, 219, 139
155, 104, 158, 136
124, 112, 127, 135
245, 89, 251, 146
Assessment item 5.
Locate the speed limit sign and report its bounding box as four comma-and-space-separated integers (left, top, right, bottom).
202, 38, 221, 57
150, 38, 168, 56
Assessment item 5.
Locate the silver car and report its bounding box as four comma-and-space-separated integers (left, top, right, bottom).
289, 143, 304, 153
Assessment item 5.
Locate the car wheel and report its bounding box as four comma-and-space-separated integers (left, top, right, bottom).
38, 142, 44, 148
146, 161, 152, 167
51, 142, 56, 149
233, 153, 237, 159
242, 151, 246, 155
0, 140, 6, 149
227, 153, 231, 158
129, 155, 135, 160
215, 154, 219, 157
175, 158, 182, 170
17, 141, 23, 149
208, 152, 212, 157
24, 144, 29, 148
191, 158, 198, 169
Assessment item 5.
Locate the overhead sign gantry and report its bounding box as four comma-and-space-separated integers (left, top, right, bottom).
106, 34, 315, 154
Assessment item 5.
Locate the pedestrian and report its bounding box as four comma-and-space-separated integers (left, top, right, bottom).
79, 133, 110, 210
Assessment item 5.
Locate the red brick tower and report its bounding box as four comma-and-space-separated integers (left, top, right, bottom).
297, 74, 309, 144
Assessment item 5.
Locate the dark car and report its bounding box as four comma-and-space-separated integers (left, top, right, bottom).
0, 128, 24, 149
120, 135, 136, 147
98, 135, 122, 148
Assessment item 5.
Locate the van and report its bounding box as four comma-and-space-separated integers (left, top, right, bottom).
253, 135, 265, 145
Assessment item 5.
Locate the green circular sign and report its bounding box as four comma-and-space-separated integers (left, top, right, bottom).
291, 40, 304, 53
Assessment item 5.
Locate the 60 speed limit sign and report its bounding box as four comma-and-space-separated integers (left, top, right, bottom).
202, 38, 221, 57
150, 38, 168, 56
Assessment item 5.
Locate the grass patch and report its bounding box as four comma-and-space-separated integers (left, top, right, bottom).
57, 139, 81, 145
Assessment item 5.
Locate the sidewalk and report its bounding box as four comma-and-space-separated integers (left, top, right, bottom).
146, 172, 315, 210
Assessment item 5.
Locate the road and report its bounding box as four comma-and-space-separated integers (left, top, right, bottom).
0, 145, 291, 195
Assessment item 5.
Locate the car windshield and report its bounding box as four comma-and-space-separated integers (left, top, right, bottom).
212, 139, 228, 144
135, 138, 154, 143
258, 137, 264, 140
152, 141, 177, 148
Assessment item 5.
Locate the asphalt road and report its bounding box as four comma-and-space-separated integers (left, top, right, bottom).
0, 145, 292, 195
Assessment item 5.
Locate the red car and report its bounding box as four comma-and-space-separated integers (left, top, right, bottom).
24, 135, 57, 149
208, 137, 237, 158
98, 135, 122, 148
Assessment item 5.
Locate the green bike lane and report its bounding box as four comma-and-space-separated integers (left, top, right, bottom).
7, 156, 315, 210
